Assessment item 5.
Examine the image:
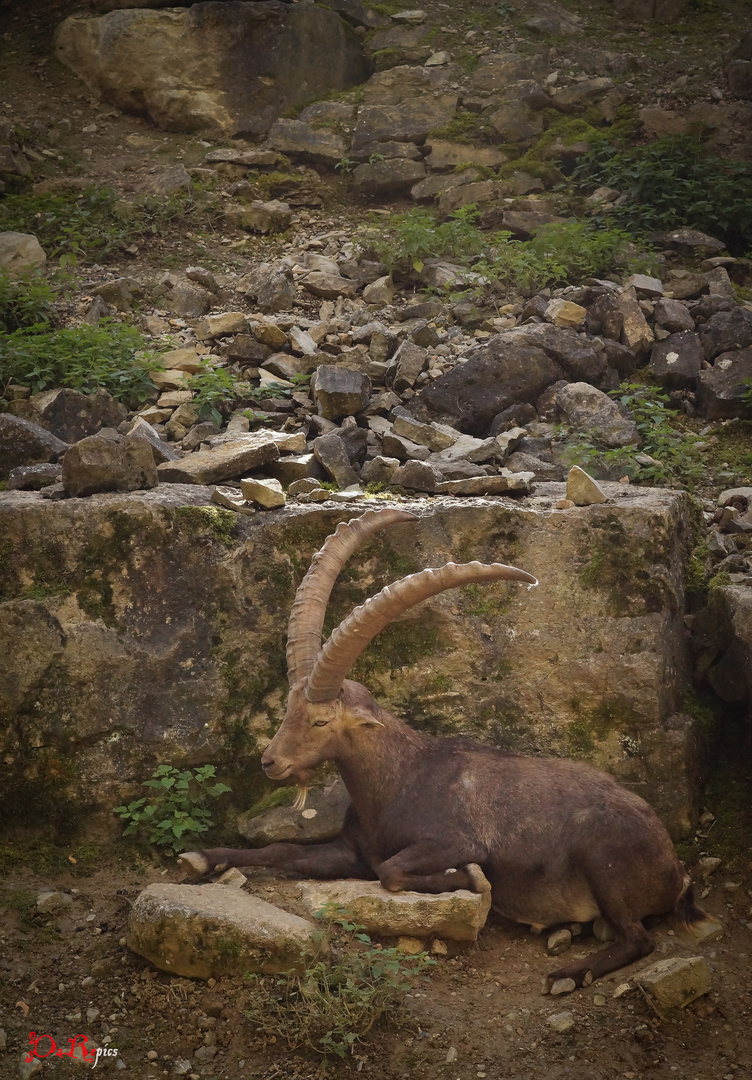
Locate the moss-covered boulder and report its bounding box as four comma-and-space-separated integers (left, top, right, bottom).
0, 484, 699, 841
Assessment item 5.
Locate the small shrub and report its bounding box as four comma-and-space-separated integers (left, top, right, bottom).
0, 270, 55, 332
0, 321, 160, 407
561, 382, 704, 488
244, 905, 435, 1059
114, 764, 231, 854
574, 133, 752, 254
189, 360, 240, 425
362, 204, 489, 275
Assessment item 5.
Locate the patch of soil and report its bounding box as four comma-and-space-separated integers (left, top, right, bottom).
1, 854, 751, 1079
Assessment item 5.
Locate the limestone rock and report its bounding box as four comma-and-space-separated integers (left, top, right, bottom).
225, 199, 292, 235
6, 463, 62, 491
393, 414, 455, 452
654, 298, 694, 333
239, 777, 349, 844
313, 366, 371, 420
0, 415, 68, 479
13, 387, 127, 444
301, 272, 357, 301
62, 432, 158, 497
412, 338, 562, 436
615, 290, 654, 355
55, 4, 367, 137
424, 140, 508, 171
556, 383, 638, 447
390, 459, 440, 492
128, 417, 182, 464
353, 157, 426, 193
0, 231, 46, 275
313, 433, 360, 488
695, 348, 752, 420
127, 883, 322, 979
635, 956, 711, 1010
391, 341, 428, 393
238, 264, 296, 313
240, 477, 286, 509
697, 307, 752, 361
649, 331, 704, 390
363, 274, 396, 306
359, 455, 401, 484
566, 466, 608, 506
297, 879, 491, 941
545, 299, 587, 329
157, 432, 280, 485
196, 312, 248, 339
434, 471, 534, 496
167, 281, 212, 318
267, 119, 347, 165
471, 52, 549, 93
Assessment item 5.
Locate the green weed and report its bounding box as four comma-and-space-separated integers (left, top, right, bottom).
244, 904, 435, 1059
561, 382, 704, 488
574, 133, 752, 254
0, 269, 55, 332
189, 360, 239, 425
0, 320, 160, 407
114, 764, 231, 854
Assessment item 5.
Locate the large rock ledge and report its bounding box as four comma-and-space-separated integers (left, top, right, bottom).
0, 486, 699, 840
54, 2, 368, 137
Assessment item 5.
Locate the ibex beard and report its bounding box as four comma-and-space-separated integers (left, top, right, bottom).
179, 508, 710, 993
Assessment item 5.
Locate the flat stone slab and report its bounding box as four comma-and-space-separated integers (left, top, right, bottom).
127, 883, 322, 980
297, 879, 491, 942
157, 432, 280, 485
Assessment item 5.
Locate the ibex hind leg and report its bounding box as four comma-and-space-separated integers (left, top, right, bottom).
377, 841, 489, 894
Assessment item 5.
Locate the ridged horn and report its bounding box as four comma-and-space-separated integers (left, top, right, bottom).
286, 508, 418, 687
304, 560, 538, 703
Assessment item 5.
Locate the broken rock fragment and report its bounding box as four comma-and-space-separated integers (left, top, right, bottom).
128, 883, 322, 980
62, 432, 158, 497
157, 432, 280, 485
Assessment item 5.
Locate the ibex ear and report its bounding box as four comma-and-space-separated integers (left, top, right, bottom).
347, 709, 385, 729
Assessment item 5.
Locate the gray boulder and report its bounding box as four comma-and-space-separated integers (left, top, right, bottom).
695, 348, 752, 420
313, 433, 360, 488
55, 2, 368, 137
13, 387, 127, 444
353, 157, 426, 193
0, 415, 68, 479
267, 119, 347, 165
239, 777, 350, 845
412, 338, 563, 436
654, 298, 695, 333
390, 459, 440, 492
649, 332, 704, 390
237, 263, 296, 313
62, 432, 158, 497
313, 366, 371, 421
556, 382, 639, 447
0, 232, 46, 275
697, 307, 752, 361
6, 463, 63, 491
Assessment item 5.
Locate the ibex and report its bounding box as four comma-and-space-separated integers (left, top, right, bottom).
180, 508, 707, 991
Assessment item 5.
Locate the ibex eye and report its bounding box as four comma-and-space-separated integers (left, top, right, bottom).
313, 720, 328, 728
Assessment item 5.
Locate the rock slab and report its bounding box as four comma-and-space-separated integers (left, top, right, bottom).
635, 955, 712, 1010
127, 883, 322, 979
297, 879, 491, 941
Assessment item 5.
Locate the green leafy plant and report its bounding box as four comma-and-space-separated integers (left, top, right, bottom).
0, 320, 160, 406
334, 156, 356, 174
188, 360, 239, 425
114, 764, 231, 853
561, 382, 705, 488
574, 133, 752, 253
0, 270, 55, 332
363, 204, 490, 274
244, 905, 435, 1059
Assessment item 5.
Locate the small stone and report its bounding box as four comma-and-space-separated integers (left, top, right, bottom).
566, 466, 607, 506
215, 867, 247, 888
445, 1047, 458, 1063
239, 476, 286, 509
593, 993, 606, 1006
397, 936, 425, 954
555, 498, 575, 509
18, 1052, 43, 1079
546, 928, 572, 956
548, 1009, 575, 1032
613, 982, 631, 997
147, 1050, 159, 1060
545, 299, 587, 328
431, 939, 448, 955
623, 273, 664, 297
698, 856, 721, 880
288, 477, 323, 496
549, 978, 576, 996
635, 955, 711, 1010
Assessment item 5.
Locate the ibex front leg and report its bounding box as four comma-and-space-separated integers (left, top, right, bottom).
376, 841, 491, 895
179, 834, 374, 880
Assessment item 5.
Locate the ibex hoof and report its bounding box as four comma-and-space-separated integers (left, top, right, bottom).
178, 851, 211, 876
464, 863, 492, 894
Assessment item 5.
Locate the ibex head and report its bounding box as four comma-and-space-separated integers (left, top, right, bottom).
261, 509, 537, 807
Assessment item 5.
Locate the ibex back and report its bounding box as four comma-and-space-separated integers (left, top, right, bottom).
180, 508, 708, 992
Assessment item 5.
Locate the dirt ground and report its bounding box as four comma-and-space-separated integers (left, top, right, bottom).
1, 851, 751, 1080
2, 0, 752, 1077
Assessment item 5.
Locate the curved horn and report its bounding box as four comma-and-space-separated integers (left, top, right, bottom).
286, 508, 418, 687
304, 560, 538, 702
